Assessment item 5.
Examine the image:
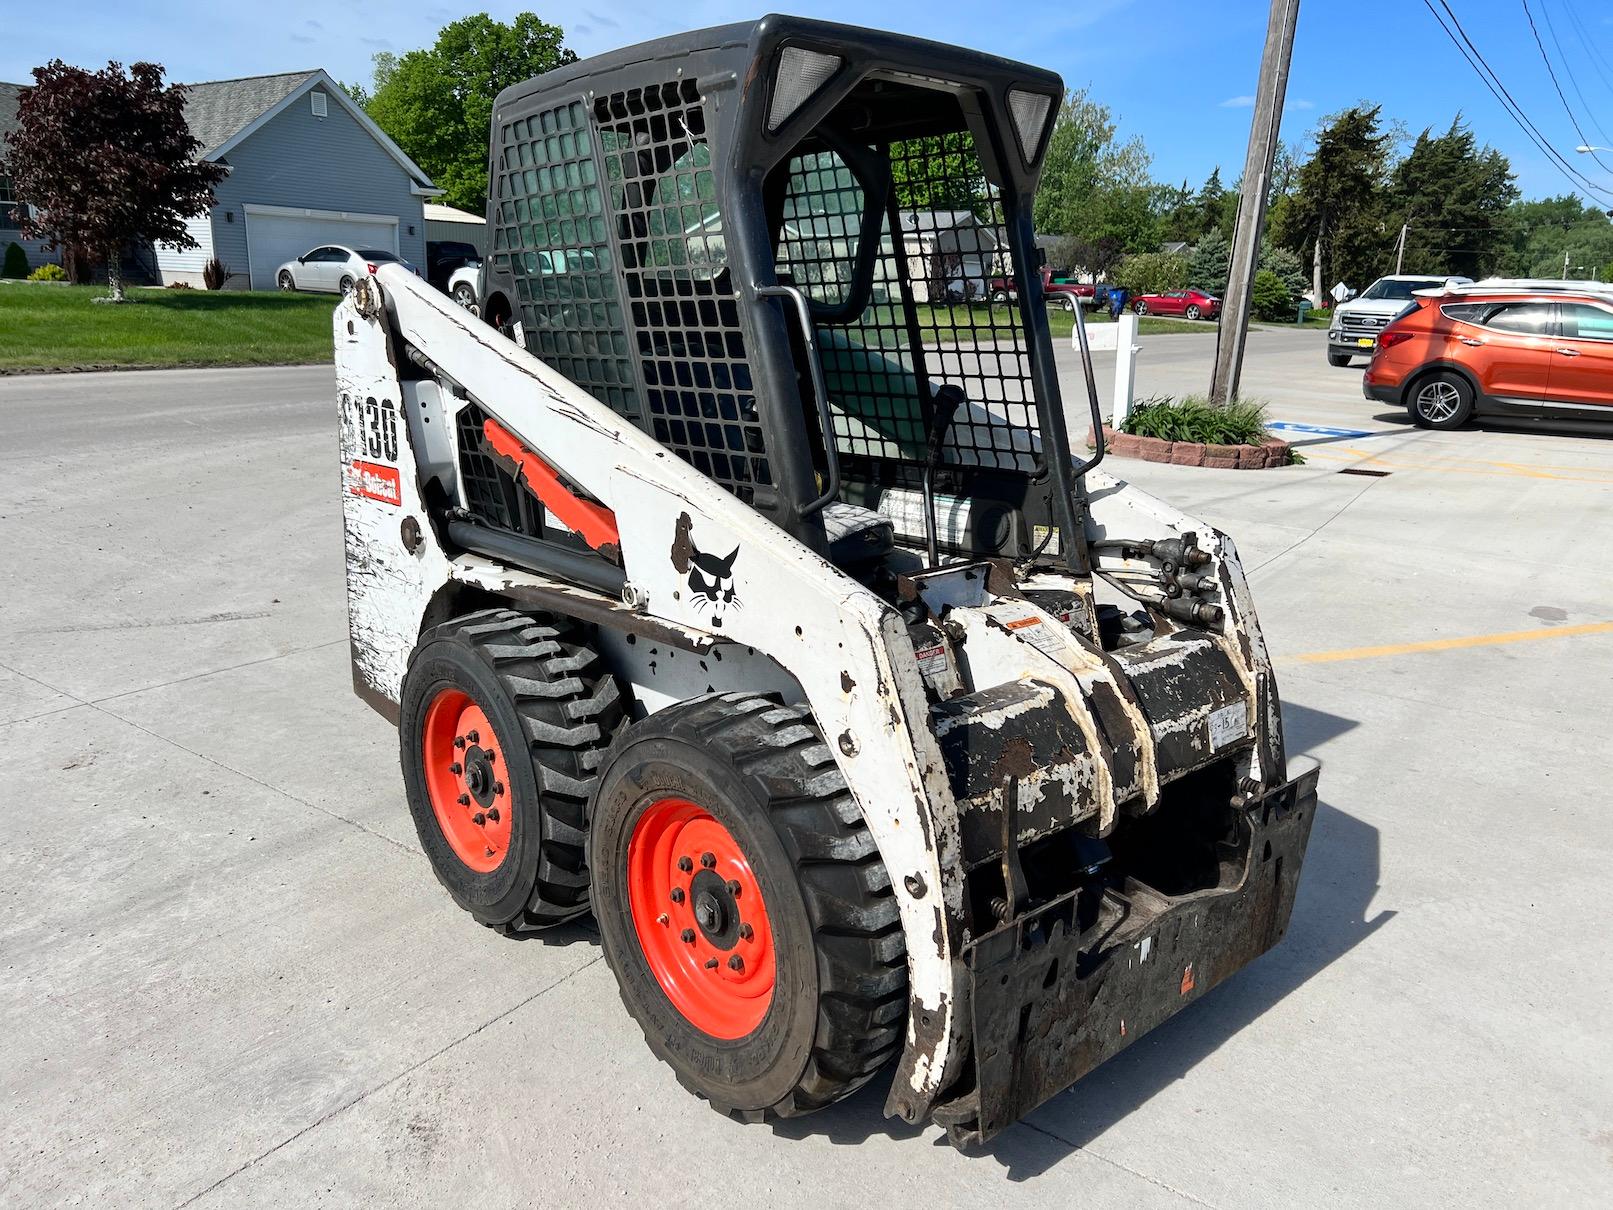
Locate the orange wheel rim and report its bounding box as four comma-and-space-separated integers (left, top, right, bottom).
422, 688, 511, 873
627, 797, 776, 1039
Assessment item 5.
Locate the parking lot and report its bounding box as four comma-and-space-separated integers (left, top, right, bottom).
3, 326, 1611, 1207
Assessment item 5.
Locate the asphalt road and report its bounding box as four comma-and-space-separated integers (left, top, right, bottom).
3, 331, 1611, 1207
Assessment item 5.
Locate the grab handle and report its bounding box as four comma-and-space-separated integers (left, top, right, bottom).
758, 284, 841, 515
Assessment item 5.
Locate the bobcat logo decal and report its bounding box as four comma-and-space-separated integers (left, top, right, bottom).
671, 512, 741, 628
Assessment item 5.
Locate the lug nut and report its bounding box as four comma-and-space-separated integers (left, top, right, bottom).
728, 955, 744, 972
493, 781, 504, 796
457, 793, 470, 805
454, 736, 466, 749
677, 855, 693, 872
738, 923, 753, 941
486, 750, 497, 764
700, 852, 716, 868
670, 887, 685, 904
705, 957, 719, 970
726, 879, 741, 896
486, 808, 500, 823
473, 812, 485, 825
680, 928, 696, 943
656, 913, 669, 926
467, 730, 479, 744
449, 762, 462, 775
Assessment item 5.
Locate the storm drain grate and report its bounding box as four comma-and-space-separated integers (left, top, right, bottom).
1338, 467, 1391, 477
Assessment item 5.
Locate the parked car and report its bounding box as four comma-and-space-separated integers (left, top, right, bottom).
943, 273, 988, 302
1131, 288, 1220, 320
1363, 283, 1613, 428
275, 246, 418, 295
448, 260, 482, 311
1327, 273, 1472, 366
1042, 279, 1096, 313
426, 240, 481, 292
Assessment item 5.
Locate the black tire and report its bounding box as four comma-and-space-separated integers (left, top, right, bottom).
1408, 371, 1474, 430
1328, 351, 1352, 367
400, 608, 622, 932
452, 282, 478, 311
1133, 300, 1149, 315
1185, 303, 1201, 320
590, 692, 908, 1122
1058, 295, 1076, 313
991, 289, 1010, 304
339, 275, 356, 296
277, 270, 295, 292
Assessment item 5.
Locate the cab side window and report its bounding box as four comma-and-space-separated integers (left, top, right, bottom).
1482, 302, 1555, 335
1559, 303, 1613, 341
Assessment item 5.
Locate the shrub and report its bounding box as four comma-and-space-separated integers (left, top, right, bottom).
1113, 251, 1190, 296
167, 280, 193, 289
1250, 269, 1293, 322
1122, 395, 1269, 446
3, 242, 28, 279
202, 257, 230, 290
27, 262, 67, 282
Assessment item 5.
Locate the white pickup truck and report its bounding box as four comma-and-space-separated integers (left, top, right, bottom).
1327, 273, 1472, 366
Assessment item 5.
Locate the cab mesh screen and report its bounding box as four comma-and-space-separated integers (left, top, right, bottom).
594, 80, 771, 504
776, 132, 1040, 478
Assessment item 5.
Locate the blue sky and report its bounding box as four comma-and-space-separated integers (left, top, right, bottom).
9, 0, 1613, 205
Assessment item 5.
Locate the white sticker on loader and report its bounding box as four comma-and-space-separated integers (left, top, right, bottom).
1208, 701, 1248, 752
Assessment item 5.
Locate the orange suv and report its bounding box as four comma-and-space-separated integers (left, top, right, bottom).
1362, 282, 1613, 428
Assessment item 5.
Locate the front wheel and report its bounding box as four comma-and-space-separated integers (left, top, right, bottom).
1133, 300, 1149, 315
1409, 372, 1474, 429
991, 289, 1010, 304
1058, 295, 1076, 313
277, 270, 295, 292
590, 693, 908, 1122
1328, 351, 1352, 368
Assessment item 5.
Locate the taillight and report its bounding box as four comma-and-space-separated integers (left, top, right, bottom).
366, 262, 378, 274
1380, 329, 1415, 350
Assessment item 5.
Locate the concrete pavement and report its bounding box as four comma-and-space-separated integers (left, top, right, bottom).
2, 335, 1611, 1206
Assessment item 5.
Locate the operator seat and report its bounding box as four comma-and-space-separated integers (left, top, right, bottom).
822, 500, 894, 569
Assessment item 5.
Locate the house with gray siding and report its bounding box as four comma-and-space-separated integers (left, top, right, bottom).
2, 69, 439, 287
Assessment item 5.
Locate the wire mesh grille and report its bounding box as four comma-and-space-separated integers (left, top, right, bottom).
595, 80, 771, 503
456, 402, 544, 536
780, 132, 1040, 479
493, 100, 637, 422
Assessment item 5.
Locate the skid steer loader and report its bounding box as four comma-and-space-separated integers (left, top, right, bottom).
334, 15, 1318, 1145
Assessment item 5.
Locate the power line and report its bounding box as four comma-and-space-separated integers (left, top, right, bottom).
1419, 0, 1613, 205
1560, 0, 1613, 103
1521, 0, 1613, 175
1540, 1, 1613, 151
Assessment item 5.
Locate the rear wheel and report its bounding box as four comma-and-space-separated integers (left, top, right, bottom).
590, 693, 908, 1121
991, 289, 1010, 304
1328, 351, 1352, 367
1058, 295, 1076, 313
1409, 371, 1474, 429
400, 609, 622, 931
339, 274, 356, 296
452, 282, 478, 312
1185, 303, 1202, 320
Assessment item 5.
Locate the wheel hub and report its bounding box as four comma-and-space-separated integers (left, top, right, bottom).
421, 690, 510, 873
626, 797, 776, 1039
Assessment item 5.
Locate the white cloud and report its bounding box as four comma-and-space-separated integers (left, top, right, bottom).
1290, 98, 1316, 109
1220, 95, 1256, 108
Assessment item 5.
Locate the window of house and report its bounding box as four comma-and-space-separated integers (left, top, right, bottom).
0, 170, 18, 228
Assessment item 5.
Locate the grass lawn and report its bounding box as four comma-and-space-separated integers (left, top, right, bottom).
0, 283, 337, 372
911, 303, 1213, 342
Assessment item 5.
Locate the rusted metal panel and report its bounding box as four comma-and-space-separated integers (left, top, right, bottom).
950, 760, 1318, 1145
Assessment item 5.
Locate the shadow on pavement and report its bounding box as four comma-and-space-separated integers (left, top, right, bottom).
775, 698, 1389, 1180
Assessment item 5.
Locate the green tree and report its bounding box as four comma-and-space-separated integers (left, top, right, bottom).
1500, 194, 1613, 278
1259, 240, 1309, 300
1250, 268, 1293, 321
890, 132, 987, 211
363, 13, 577, 213
1273, 106, 1393, 300
1192, 167, 1228, 241
1389, 118, 1517, 278
1188, 228, 1230, 292
1114, 250, 1189, 295
1033, 89, 1152, 238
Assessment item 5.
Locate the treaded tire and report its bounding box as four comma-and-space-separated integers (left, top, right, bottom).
1408, 370, 1474, 430
1327, 351, 1351, 367
400, 608, 622, 932
589, 692, 908, 1122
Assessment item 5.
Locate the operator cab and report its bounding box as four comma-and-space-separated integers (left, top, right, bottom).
473, 16, 1089, 587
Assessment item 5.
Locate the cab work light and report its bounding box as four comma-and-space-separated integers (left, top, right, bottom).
768, 46, 843, 132
1006, 88, 1054, 162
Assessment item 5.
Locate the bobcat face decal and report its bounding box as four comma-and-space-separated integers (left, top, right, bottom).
670, 512, 742, 628
687, 541, 741, 626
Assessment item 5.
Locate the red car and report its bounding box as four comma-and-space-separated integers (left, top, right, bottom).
1363, 283, 1613, 428
1132, 289, 1220, 320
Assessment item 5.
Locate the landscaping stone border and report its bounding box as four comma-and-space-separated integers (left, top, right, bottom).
1086, 425, 1293, 469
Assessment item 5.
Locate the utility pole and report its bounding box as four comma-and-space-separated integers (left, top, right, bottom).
1395, 224, 1409, 274
1563, 248, 1572, 279
1210, 0, 1302, 406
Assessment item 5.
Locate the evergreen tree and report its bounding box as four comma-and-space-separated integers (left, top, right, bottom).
1273, 106, 1393, 298
1389, 118, 1517, 278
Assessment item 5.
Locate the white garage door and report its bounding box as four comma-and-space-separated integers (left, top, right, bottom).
244, 206, 399, 290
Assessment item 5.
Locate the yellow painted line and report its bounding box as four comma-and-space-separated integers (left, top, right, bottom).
1304, 447, 1613, 485
1288, 620, 1613, 665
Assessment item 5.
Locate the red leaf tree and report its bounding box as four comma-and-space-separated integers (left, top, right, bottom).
4, 61, 226, 300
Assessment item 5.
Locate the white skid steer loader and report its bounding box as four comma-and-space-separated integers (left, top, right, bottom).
334, 15, 1319, 1145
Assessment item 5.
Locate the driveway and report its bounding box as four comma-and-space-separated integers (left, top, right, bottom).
2, 343, 1610, 1206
